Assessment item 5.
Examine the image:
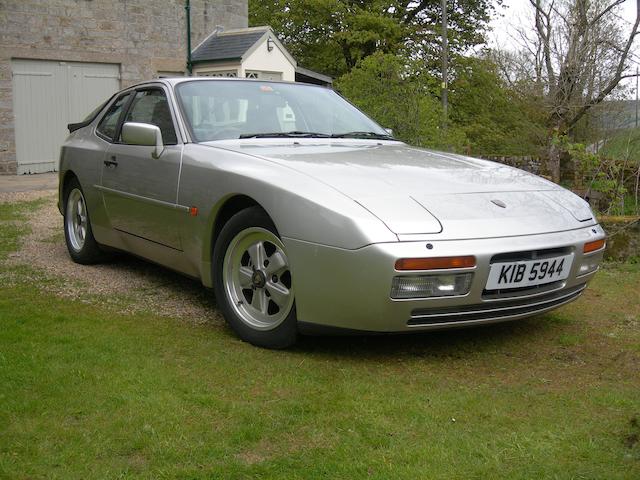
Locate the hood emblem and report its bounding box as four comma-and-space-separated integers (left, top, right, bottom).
491, 199, 507, 208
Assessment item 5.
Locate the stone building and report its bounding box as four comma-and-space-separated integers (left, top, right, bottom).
0, 0, 247, 174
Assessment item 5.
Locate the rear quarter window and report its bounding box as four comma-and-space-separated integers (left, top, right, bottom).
96, 93, 131, 141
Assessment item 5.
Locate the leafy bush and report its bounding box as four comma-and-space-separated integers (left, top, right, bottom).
557, 135, 633, 215
336, 53, 545, 156
449, 57, 546, 156
335, 52, 449, 148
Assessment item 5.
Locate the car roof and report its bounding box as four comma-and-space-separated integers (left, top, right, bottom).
128, 77, 327, 90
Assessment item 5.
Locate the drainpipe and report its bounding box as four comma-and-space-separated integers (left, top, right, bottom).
185, 0, 193, 75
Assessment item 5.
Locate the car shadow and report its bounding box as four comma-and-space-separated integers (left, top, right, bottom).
100, 253, 556, 358
292, 318, 550, 360
105, 252, 218, 307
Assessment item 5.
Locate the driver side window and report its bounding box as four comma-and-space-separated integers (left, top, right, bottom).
122, 89, 178, 145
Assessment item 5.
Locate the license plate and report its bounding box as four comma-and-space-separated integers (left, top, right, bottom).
486, 254, 573, 290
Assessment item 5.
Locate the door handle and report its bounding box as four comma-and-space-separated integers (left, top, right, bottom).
104, 156, 118, 168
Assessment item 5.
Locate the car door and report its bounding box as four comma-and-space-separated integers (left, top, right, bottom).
99, 85, 184, 250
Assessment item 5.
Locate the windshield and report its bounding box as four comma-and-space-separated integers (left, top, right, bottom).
175, 80, 390, 142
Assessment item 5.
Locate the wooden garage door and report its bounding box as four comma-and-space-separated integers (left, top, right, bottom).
11, 59, 120, 174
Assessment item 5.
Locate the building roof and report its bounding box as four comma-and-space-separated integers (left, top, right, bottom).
295, 66, 333, 85
191, 26, 333, 86
191, 27, 269, 63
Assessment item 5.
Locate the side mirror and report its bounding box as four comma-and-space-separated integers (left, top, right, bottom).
121, 122, 164, 158
384, 128, 394, 136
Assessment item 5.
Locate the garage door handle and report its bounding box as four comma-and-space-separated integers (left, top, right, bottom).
104, 156, 118, 168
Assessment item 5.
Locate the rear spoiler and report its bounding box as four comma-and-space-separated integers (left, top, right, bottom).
68, 121, 90, 133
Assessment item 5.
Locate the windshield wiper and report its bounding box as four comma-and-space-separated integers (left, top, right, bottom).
239, 131, 332, 139
331, 131, 395, 140
239, 130, 395, 140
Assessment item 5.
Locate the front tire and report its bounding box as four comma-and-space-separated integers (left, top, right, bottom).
63, 178, 104, 264
213, 207, 297, 348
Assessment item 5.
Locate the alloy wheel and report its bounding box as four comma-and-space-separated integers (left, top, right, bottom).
65, 188, 88, 252
223, 227, 294, 330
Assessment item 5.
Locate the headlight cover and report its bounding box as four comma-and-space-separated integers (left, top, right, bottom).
391, 273, 473, 299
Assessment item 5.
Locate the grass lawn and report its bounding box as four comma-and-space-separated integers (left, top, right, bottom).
600, 127, 640, 162
1, 198, 639, 479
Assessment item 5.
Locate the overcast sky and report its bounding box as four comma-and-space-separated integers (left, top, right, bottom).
488, 0, 639, 92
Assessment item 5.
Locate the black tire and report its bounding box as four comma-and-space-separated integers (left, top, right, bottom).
63, 178, 105, 265
213, 207, 298, 349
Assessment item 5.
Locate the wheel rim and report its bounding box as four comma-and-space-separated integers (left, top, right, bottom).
223, 227, 294, 330
65, 188, 88, 252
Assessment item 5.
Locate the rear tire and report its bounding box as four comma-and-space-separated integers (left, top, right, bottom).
63, 178, 104, 265
213, 207, 297, 349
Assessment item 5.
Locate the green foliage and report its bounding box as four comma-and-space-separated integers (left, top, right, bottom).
250, 0, 498, 77
336, 53, 545, 155
449, 57, 546, 155
334, 52, 447, 148
596, 129, 640, 215
555, 135, 629, 215
250, 1, 550, 156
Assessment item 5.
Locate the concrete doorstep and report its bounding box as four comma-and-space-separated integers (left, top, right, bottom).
0, 172, 58, 193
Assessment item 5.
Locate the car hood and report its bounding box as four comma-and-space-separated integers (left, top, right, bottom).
207, 140, 594, 239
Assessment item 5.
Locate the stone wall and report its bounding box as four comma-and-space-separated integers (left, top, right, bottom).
482, 155, 548, 177
0, 0, 247, 174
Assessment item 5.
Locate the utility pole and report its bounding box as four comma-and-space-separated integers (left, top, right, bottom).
441, 0, 448, 133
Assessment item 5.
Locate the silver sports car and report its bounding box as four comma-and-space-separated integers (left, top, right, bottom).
58, 78, 606, 348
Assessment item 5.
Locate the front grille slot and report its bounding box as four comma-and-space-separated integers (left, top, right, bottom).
482, 280, 564, 300
408, 284, 586, 326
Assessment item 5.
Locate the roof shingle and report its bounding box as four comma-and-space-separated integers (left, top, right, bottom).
191, 30, 266, 63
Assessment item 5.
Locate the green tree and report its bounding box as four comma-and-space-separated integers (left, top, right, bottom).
251, 1, 547, 157
336, 53, 547, 155
494, 0, 640, 181
335, 52, 448, 148
250, 0, 498, 77
449, 57, 546, 156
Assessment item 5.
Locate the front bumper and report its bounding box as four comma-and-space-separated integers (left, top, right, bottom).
283, 224, 606, 333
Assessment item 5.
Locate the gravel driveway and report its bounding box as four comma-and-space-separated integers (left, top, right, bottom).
1, 189, 223, 326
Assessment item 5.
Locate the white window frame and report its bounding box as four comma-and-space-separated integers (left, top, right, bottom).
196, 69, 238, 78
245, 70, 283, 81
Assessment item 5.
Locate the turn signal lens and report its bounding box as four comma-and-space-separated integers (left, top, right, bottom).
583, 239, 606, 254
395, 256, 476, 271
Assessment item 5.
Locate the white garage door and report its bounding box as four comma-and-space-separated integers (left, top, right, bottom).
11, 59, 120, 174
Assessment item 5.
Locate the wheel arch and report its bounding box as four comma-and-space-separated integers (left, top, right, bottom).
201, 194, 276, 287
58, 169, 79, 214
